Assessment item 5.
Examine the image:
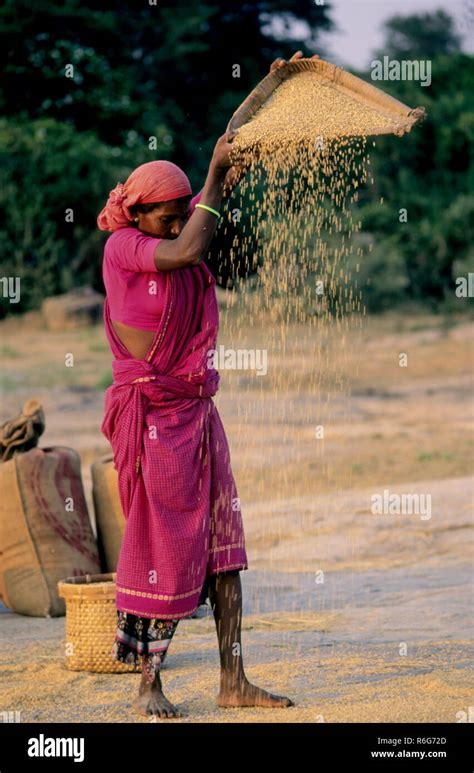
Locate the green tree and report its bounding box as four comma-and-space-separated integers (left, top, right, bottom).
354, 12, 473, 311
373, 9, 461, 61
0, 118, 150, 314
0, 0, 333, 316
1, 0, 332, 183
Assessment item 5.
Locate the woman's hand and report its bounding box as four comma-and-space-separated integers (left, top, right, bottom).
211, 129, 252, 195
213, 52, 321, 195
210, 130, 238, 176
269, 50, 320, 73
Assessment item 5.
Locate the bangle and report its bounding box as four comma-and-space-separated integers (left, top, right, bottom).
195, 203, 222, 220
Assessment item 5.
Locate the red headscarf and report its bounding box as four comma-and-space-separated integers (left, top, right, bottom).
97, 160, 192, 232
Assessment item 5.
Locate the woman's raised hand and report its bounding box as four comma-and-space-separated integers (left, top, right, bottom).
269, 50, 320, 73
210, 53, 320, 192
210, 130, 238, 173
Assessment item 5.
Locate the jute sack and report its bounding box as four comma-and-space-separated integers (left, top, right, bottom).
90, 454, 126, 574
0, 446, 101, 616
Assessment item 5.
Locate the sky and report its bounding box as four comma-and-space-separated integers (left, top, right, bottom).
301, 0, 473, 70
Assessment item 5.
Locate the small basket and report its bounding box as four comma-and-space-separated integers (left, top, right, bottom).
57, 572, 140, 674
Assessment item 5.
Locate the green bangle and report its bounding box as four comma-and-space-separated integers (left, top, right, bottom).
195, 203, 222, 220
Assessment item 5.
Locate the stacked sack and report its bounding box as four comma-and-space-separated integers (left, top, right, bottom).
0, 400, 101, 616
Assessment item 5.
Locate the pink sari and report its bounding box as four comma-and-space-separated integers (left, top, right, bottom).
101, 260, 248, 619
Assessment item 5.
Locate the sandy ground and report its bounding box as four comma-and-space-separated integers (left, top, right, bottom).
0, 308, 473, 722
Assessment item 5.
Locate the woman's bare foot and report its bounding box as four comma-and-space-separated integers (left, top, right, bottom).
133, 671, 182, 719
217, 676, 294, 709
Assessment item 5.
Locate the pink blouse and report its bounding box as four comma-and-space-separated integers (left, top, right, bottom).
102, 191, 202, 330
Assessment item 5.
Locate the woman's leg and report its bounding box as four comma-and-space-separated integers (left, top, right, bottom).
112, 611, 181, 717
139, 621, 177, 684
208, 570, 295, 708
130, 619, 182, 719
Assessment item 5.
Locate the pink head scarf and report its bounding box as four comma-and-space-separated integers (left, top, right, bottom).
97, 160, 192, 232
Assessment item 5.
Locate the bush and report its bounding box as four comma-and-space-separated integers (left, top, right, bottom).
0, 118, 150, 317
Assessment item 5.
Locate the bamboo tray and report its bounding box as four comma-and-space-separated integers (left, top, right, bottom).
227, 57, 426, 139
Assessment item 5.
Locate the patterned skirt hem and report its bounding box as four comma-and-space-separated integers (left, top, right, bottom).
111, 641, 167, 670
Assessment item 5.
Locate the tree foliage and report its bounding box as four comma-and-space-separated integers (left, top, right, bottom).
355, 11, 473, 311
0, 3, 471, 315
0, 0, 332, 316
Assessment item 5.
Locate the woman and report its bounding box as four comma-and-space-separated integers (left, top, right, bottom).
98, 52, 308, 719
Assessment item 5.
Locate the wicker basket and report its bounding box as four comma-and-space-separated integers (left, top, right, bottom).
57, 572, 140, 674
227, 57, 426, 138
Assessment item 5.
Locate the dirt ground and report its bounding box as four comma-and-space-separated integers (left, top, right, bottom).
0, 306, 472, 722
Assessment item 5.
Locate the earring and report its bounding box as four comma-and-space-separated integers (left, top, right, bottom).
134, 217, 139, 222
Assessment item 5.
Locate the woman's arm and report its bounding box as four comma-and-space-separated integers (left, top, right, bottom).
153, 51, 319, 269
152, 131, 236, 271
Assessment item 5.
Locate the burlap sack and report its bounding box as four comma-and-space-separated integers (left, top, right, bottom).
0, 446, 101, 616
91, 454, 126, 574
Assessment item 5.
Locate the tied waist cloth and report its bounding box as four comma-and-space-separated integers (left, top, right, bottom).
108, 358, 220, 482
104, 357, 225, 618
